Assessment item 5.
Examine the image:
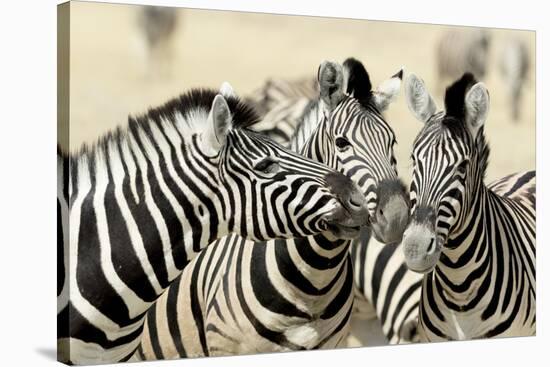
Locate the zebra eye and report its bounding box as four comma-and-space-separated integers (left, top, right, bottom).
456, 160, 469, 176
335, 137, 352, 150
254, 158, 279, 174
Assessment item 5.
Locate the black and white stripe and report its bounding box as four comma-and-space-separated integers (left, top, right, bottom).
349, 230, 423, 343
57, 85, 368, 364
135, 58, 409, 359
249, 71, 423, 345
402, 72, 535, 341
245, 77, 318, 144
245, 76, 318, 117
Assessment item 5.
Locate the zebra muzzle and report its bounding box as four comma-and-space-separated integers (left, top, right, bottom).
401, 222, 442, 273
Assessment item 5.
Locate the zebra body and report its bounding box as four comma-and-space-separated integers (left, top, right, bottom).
245, 76, 318, 117
139, 235, 354, 359
136, 58, 409, 360
436, 28, 490, 87
403, 72, 536, 341
350, 230, 423, 343
499, 38, 530, 121
57, 85, 366, 364
246, 77, 318, 144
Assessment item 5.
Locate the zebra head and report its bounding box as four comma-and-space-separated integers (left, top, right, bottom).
402, 72, 490, 273
202, 84, 367, 241
298, 58, 409, 243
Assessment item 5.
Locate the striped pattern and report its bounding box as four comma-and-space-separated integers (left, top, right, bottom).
247, 77, 318, 144
245, 76, 318, 117
403, 73, 536, 341
135, 58, 407, 359
249, 71, 421, 344
57, 88, 364, 364
350, 230, 423, 343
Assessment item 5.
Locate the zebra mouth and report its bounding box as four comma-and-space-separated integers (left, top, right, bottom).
407, 263, 436, 274
325, 223, 362, 239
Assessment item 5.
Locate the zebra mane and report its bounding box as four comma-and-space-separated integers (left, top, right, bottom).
343, 57, 373, 108
64, 88, 261, 161
436, 73, 490, 179
443, 72, 477, 123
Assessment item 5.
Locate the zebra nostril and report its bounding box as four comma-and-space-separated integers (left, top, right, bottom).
427, 237, 436, 254
348, 196, 362, 209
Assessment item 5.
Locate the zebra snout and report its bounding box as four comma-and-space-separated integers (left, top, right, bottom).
401, 223, 441, 274
324, 172, 368, 225
370, 179, 410, 245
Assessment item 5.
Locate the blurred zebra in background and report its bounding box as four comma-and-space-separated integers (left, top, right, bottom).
246, 70, 424, 345
136, 6, 180, 79
246, 77, 318, 144
134, 58, 409, 360
436, 28, 490, 91
499, 38, 530, 121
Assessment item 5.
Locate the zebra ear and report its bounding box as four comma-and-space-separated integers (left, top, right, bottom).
464, 82, 490, 136
318, 61, 345, 111
205, 94, 232, 152
372, 68, 403, 111
219, 82, 237, 98
405, 73, 437, 123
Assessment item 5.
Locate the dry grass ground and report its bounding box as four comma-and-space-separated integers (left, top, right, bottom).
60, 1, 536, 347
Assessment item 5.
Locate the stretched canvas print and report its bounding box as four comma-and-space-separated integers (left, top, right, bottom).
57, 1, 536, 364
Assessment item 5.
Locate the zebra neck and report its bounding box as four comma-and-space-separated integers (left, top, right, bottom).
437, 184, 488, 277
435, 182, 513, 302
289, 102, 322, 152
71, 122, 230, 303
274, 235, 351, 293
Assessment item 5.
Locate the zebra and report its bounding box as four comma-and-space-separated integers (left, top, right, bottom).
136, 5, 180, 79
57, 83, 370, 364
246, 77, 318, 144
401, 72, 536, 341
498, 38, 530, 121
135, 57, 409, 360
436, 28, 490, 91
246, 72, 425, 345
245, 76, 318, 117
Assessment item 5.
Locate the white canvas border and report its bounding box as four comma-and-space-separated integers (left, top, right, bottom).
0, 0, 545, 366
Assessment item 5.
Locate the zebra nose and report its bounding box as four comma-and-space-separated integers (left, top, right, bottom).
370, 179, 410, 245
347, 192, 364, 211
402, 224, 441, 274
324, 172, 368, 222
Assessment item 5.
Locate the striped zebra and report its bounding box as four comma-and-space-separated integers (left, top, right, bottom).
57, 84, 370, 364
498, 38, 530, 121
436, 28, 490, 90
402, 72, 536, 341
245, 76, 318, 117
246, 77, 318, 144
246, 72, 425, 344
135, 58, 409, 360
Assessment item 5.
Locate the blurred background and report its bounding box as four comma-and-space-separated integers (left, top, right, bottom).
62, 1, 535, 185
59, 0, 535, 348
